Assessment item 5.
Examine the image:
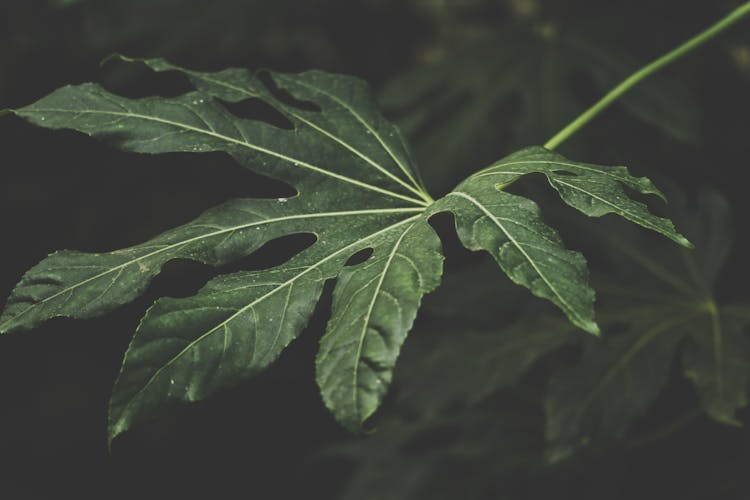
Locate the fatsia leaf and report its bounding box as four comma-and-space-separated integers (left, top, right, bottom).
407, 189, 745, 461
469, 147, 691, 247
545, 309, 692, 461
429, 147, 690, 334
433, 185, 598, 334
682, 304, 750, 426
603, 190, 750, 426
545, 189, 750, 458
0, 58, 687, 442
0, 201, 421, 333
108, 215, 440, 441
2, 63, 441, 441
316, 221, 443, 431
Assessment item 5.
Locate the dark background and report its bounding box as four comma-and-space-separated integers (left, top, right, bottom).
1, 0, 749, 498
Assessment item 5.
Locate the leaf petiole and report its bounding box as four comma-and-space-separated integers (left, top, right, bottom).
545, 1, 750, 150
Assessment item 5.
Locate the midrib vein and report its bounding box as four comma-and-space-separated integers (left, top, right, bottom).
351, 220, 415, 420
25, 107, 427, 206
552, 178, 662, 231
447, 191, 588, 328
471, 161, 680, 242
0, 207, 423, 330
473, 158, 646, 186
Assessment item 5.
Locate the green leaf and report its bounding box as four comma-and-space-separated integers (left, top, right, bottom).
3, 63, 441, 442
0, 201, 421, 334
470, 146, 691, 247
429, 147, 690, 334
117, 55, 431, 199
545, 189, 750, 458
545, 310, 690, 461
316, 220, 443, 431
682, 303, 750, 426
107, 215, 440, 441
433, 184, 599, 334
1, 58, 688, 442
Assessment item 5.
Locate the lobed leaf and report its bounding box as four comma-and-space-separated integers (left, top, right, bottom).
471, 146, 691, 247
0, 200, 420, 333
108, 214, 437, 442
545, 189, 749, 457
4, 61, 441, 441
316, 219, 443, 431
682, 307, 750, 426
1, 57, 691, 443
433, 178, 599, 334
545, 310, 690, 461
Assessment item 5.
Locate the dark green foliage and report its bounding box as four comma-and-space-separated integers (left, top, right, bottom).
1, 57, 687, 444
1, 3, 749, 498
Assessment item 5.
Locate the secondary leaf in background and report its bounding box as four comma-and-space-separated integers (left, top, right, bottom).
544, 309, 691, 461
1, 58, 688, 443
682, 305, 750, 426
545, 189, 750, 459
382, 30, 698, 192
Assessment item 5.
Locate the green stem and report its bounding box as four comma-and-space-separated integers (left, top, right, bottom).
544, 2, 750, 150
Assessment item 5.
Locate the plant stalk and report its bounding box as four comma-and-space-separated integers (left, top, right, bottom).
545, 2, 750, 150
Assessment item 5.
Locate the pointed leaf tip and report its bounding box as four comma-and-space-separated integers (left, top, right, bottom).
100, 52, 129, 67
107, 418, 126, 451
5, 61, 441, 439
100, 52, 181, 74
473, 148, 693, 249
678, 235, 694, 249
584, 321, 601, 336
433, 188, 598, 334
